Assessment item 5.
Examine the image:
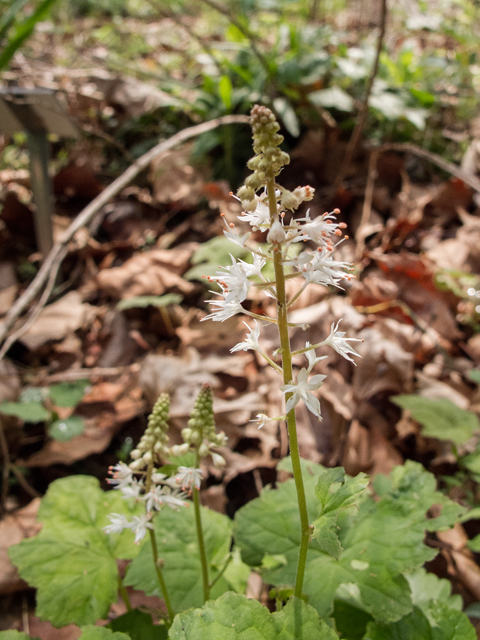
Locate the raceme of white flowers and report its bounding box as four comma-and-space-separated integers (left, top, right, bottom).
104, 462, 193, 544
103, 387, 224, 544
203, 104, 362, 424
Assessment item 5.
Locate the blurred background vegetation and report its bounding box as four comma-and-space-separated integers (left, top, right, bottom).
1, 0, 480, 186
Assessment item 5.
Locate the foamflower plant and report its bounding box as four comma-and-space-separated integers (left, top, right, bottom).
203, 104, 361, 599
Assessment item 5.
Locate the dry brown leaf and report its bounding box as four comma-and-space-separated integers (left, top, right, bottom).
150, 142, 210, 208
438, 523, 480, 601
0, 498, 41, 595
23, 617, 80, 640
353, 327, 415, 400
19, 291, 96, 351
96, 250, 195, 299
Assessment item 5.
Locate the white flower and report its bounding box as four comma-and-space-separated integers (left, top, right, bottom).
294, 210, 342, 247
104, 513, 130, 535
120, 478, 143, 500
107, 462, 133, 490
245, 253, 266, 278
289, 249, 351, 288
159, 486, 189, 510
281, 368, 326, 419
304, 342, 328, 371
210, 255, 252, 304
128, 514, 154, 544
222, 216, 250, 247
202, 298, 243, 322
250, 413, 270, 429
141, 485, 165, 511
238, 194, 270, 229
322, 320, 362, 364
231, 320, 261, 353
267, 219, 286, 244
175, 467, 203, 492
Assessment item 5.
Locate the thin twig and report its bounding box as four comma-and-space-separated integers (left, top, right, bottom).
332, 0, 387, 193
377, 141, 480, 194
0, 246, 68, 362
0, 114, 249, 355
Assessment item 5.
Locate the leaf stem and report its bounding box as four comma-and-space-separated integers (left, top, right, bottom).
148, 527, 175, 624
209, 553, 233, 591
146, 456, 174, 624
266, 173, 310, 600
117, 576, 132, 612
193, 454, 210, 603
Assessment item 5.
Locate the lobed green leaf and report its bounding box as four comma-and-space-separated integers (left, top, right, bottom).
9, 476, 141, 627
168, 592, 337, 640
234, 460, 466, 624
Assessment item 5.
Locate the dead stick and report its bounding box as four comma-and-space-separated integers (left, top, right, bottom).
0, 114, 249, 351
332, 0, 387, 193
377, 141, 480, 194
0, 246, 68, 362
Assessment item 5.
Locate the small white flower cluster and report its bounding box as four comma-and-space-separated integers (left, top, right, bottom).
104, 462, 203, 543
203, 105, 362, 424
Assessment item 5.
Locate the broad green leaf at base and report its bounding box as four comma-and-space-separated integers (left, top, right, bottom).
9, 476, 141, 627
363, 603, 476, 640
168, 592, 338, 640
234, 460, 466, 624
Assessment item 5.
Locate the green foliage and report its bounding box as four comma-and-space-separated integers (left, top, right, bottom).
48, 415, 86, 441
168, 592, 338, 640
0, 0, 60, 70
312, 467, 369, 560
9, 476, 141, 627
0, 379, 89, 442
392, 395, 479, 445
0, 633, 40, 640
124, 504, 237, 611
0, 401, 50, 423
185, 236, 250, 281
79, 628, 131, 640
48, 380, 90, 407
108, 610, 168, 640
234, 460, 467, 628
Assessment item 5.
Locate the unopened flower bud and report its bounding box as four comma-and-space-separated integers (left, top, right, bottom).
267, 219, 286, 244
181, 428, 192, 442
198, 443, 210, 458
280, 190, 299, 211
211, 452, 226, 468
129, 458, 146, 471
170, 443, 190, 456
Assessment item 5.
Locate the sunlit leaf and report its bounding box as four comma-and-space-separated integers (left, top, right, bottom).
0, 401, 49, 423
48, 416, 85, 442
392, 395, 478, 445
9, 476, 141, 627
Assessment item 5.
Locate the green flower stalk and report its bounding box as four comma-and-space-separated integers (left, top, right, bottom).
203, 104, 361, 599
179, 383, 228, 603
104, 393, 186, 624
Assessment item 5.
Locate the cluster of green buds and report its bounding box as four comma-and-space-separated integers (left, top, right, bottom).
129, 393, 171, 470
236, 105, 313, 216
181, 383, 227, 467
